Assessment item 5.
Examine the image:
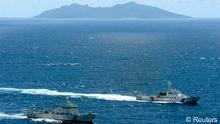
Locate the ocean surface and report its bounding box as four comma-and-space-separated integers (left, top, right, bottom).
0, 19, 219, 124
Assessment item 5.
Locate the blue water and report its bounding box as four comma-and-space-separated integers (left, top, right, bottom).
0, 19, 219, 124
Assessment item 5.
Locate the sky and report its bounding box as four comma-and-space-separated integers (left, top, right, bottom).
0, 0, 220, 18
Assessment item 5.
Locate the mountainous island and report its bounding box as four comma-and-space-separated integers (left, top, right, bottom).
36, 2, 190, 19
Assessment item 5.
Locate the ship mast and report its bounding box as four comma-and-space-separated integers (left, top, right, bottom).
167, 81, 173, 92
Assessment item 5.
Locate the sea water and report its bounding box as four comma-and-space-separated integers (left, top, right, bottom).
0, 19, 219, 124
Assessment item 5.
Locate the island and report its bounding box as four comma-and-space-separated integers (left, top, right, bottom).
36, 2, 190, 19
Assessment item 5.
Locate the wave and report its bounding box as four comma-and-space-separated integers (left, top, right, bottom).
88, 36, 94, 40
200, 57, 206, 60
0, 112, 26, 120
200, 57, 220, 60
0, 87, 138, 102
43, 63, 80, 66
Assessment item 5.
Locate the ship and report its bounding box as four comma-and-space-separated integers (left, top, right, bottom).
27, 97, 95, 124
136, 81, 200, 105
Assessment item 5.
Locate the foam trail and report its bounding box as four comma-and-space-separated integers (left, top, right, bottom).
0, 87, 138, 102
0, 112, 27, 120
0, 112, 62, 123
31, 118, 62, 123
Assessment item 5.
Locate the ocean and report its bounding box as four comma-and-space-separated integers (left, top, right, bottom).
0, 19, 219, 124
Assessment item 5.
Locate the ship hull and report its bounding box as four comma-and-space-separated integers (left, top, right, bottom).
27, 113, 95, 123
62, 120, 94, 124
136, 95, 199, 105
181, 97, 200, 105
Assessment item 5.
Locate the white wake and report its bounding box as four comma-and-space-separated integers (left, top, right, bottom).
0, 87, 138, 102
0, 112, 62, 123
0, 112, 26, 120
31, 118, 62, 123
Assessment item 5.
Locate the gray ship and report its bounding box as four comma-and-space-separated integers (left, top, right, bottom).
27, 98, 95, 124
136, 81, 200, 105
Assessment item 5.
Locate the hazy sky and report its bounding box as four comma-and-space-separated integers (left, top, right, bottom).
0, 0, 220, 18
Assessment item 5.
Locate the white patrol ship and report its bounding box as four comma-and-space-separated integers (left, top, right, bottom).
136, 81, 200, 105
27, 98, 95, 124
